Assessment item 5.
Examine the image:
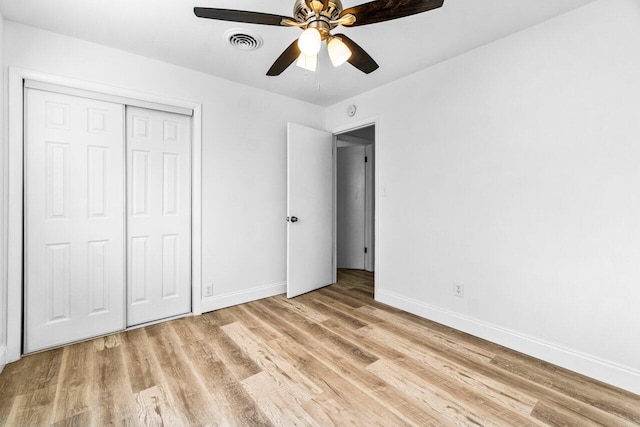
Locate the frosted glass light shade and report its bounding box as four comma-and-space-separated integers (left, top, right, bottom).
298, 28, 322, 55
296, 53, 317, 72
328, 37, 351, 67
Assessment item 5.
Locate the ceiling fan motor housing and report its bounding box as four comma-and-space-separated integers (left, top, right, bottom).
293, 0, 344, 38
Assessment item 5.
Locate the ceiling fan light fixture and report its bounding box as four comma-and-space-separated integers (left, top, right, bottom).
327, 36, 351, 67
196, 0, 444, 76
298, 27, 322, 55
296, 53, 318, 71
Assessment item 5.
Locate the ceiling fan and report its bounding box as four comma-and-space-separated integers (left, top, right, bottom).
194, 0, 444, 76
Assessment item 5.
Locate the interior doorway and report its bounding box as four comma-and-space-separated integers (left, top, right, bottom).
335, 125, 375, 274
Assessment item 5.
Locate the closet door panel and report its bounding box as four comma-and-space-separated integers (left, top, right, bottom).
126, 107, 191, 326
24, 89, 126, 353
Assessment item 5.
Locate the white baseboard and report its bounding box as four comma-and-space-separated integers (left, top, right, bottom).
0, 345, 7, 375
377, 288, 640, 396
200, 281, 286, 314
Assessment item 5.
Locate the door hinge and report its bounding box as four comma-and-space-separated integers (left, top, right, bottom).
364, 247, 368, 254
365, 156, 368, 163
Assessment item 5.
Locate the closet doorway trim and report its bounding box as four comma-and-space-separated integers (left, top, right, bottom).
6, 67, 203, 363
24, 80, 193, 117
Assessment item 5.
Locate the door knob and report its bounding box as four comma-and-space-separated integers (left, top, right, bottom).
290, 216, 299, 223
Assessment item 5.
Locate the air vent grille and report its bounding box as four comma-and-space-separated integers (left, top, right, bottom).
224, 29, 263, 51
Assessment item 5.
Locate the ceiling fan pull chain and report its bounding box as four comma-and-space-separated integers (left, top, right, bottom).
316, 62, 322, 92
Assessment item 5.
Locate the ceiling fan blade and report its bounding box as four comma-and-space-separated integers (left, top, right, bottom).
267, 40, 302, 76
334, 34, 379, 74
194, 7, 291, 26
340, 0, 444, 27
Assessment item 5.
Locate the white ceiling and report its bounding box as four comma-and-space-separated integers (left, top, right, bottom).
1, 0, 596, 106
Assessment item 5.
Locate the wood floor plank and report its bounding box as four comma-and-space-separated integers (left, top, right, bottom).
228, 304, 283, 342
491, 352, 640, 424
168, 317, 206, 347
0, 347, 64, 399
266, 336, 433, 426
301, 291, 386, 325
1, 269, 638, 426
3, 394, 30, 427
271, 294, 331, 324
119, 328, 163, 394
530, 399, 627, 427
316, 287, 364, 308
241, 372, 319, 427
50, 410, 92, 427
182, 338, 272, 426
360, 324, 540, 416
241, 304, 449, 426
144, 325, 220, 426
320, 318, 406, 361
301, 392, 357, 427
368, 359, 497, 426
257, 297, 379, 366
369, 358, 544, 426
0, 396, 15, 424
199, 307, 237, 327
239, 303, 412, 426
318, 285, 373, 309
301, 297, 369, 329
180, 339, 237, 426
222, 321, 323, 401
357, 305, 497, 364
24, 350, 65, 396
94, 345, 137, 425
51, 341, 95, 425
365, 319, 634, 426
134, 384, 186, 427
190, 320, 262, 382
3, 386, 57, 427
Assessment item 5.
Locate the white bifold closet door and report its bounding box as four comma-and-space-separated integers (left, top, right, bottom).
126, 107, 191, 326
24, 89, 126, 353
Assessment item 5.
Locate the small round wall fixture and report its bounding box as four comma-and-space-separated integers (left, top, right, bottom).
347, 104, 357, 117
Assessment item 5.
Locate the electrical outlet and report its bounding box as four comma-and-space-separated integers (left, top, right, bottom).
203, 283, 213, 298
454, 282, 464, 298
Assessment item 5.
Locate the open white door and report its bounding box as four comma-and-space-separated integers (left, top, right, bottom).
287, 122, 334, 298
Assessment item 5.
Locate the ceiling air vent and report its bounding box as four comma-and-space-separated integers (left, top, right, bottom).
224, 29, 263, 51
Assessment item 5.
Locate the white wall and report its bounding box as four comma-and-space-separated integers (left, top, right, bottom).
0, 12, 6, 373
326, 0, 640, 394
2, 21, 324, 322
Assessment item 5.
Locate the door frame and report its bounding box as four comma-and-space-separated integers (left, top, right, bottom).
331, 116, 379, 286
5, 67, 203, 362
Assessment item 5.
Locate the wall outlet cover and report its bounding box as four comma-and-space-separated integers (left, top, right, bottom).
454, 282, 464, 298
204, 283, 214, 298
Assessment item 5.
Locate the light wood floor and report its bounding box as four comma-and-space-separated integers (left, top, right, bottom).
1, 270, 638, 426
